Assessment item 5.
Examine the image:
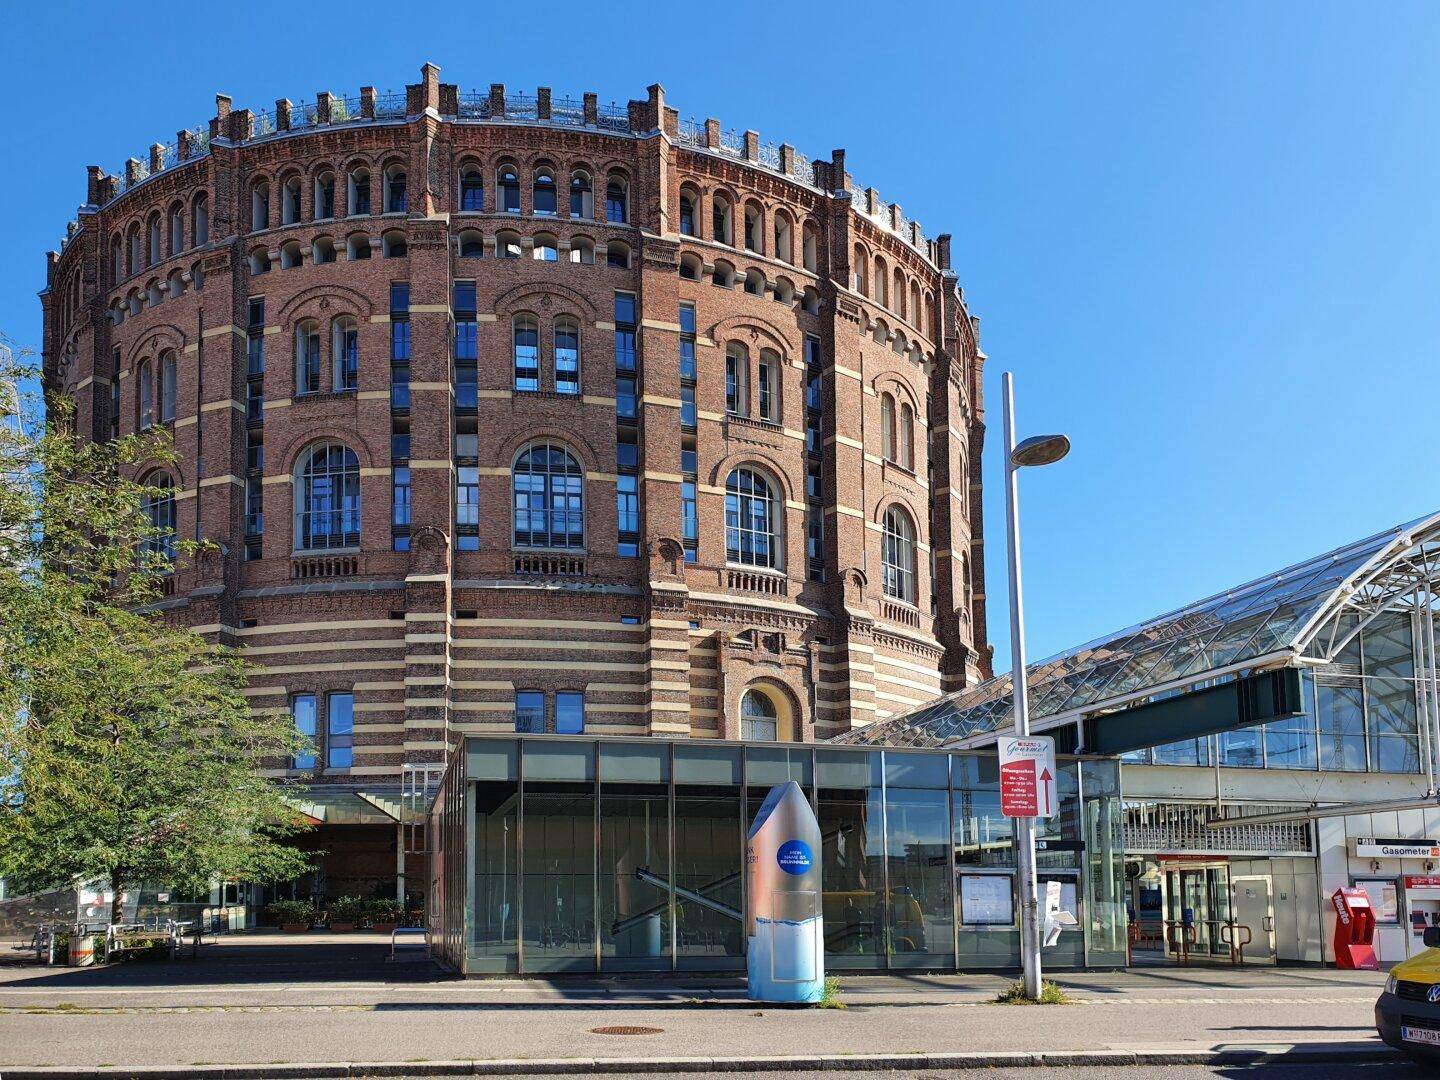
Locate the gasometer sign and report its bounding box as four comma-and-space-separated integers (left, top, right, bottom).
998, 734, 1057, 819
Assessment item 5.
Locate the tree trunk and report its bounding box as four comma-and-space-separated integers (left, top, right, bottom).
109, 872, 126, 925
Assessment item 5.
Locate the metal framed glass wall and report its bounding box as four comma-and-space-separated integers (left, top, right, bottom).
436, 736, 1124, 975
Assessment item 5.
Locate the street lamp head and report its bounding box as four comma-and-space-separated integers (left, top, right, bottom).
1010, 434, 1071, 469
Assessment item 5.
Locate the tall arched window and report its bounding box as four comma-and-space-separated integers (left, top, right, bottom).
512, 314, 539, 391
725, 343, 748, 415
141, 474, 177, 562
773, 213, 792, 264
725, 467, 778, 568
159, 351, 177, 423
802, 222, 818, 272
314, 170, 336, 219
679, 188, 697, 236
384, 165, 407, 213
554, 316, 580, 395
499, 166, 520, 213
169, 202, 184, 256
192, 193, 209, 245
296, 319, 322, 395
459, 165, 484, 211
852, 245, 867, 294
137, 359, 155, 429
250, 180, 269, 232
147, 213, 162, 265
512, 441, 584, 549
331, 316, 358, 391
740, 688, 778, 740
899, 401, 915, 469
743, 202, 762, 253
296, 442, 361, 550
713, 194, 733, 245
880, 393, 897, 462
348, 167, 371, 216
882, 506, 917, 603
533, 167, 557, 215
127, 223, 142, 276
605, 174, 628, 223
282, 175, 302, 224
111, 235, 125, 282
570, 170, 593, 217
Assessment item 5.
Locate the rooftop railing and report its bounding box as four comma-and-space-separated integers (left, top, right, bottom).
87, 81, 934, 260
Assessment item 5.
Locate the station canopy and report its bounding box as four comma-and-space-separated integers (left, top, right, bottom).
839, 511, 1440, 751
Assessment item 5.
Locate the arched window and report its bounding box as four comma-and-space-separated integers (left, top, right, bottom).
606, 240, 631, 268
458, 229, 484, 257
460, 166, 484, 211
880, 393, 897, 462
743, 202, 763, 253
312, 235, 337, 264
192, 193, 209, 246
167, 270, 183, 299
533, 233, 558, 261
147, 213, 162, 265
499, 165, 520, 213
570, 170, 593, 218
773, 213, 793, 264
757, 349, 779, 421
248, 247, 270, 275
111, 235, 124, 283
533, 167, 557, 215
554, 316, 580, 395
773, 277, 795, 306
331, 316, 358, 392
127, 223, 142, 276
296, 442, 361, 550
679, 252, 702, 280
875, 257, 889, 306
159, 351, 177, 423
512, 441, 584, 549
569, 235, 595, 264
605, 173, 628, 223
382, 229, 407, 258
282, 175, 302, 224
899, 402, 915, 469
250, 180, 269, 232
679, 188, 697, 236
384, 165, 407, 213
744, 268, 765, 296
168, 202, 184, 256
725, 466, 778, 568
882, 507, 917, 603
852, 245, 867, 294
911, 281, 922, 328
279, 240, 303, 269
512, 314, 539, 391
802, 222, 818, 272
296, 319, 322, 394
712, 194, 733, 245
712, 259, 735, 289
739, 688, 778, 741
314, 170, 336, 219
141, 474, 177, 562
894, 269, 906, 318
496, 230, 522, 259
348, 166, 371, 216
725, 342, 748, 415
346, 233, 371, 260
137, 359, 155, 429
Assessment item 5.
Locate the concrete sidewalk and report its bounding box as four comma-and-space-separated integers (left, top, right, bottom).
0, 934, 1405, 1075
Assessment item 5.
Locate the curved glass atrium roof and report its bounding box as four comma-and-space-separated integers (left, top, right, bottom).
841, 511, 1440, 749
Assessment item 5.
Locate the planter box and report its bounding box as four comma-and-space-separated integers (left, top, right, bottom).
329, 922, 357, 933
372, 921, 399, 934
280, 923, 310, 934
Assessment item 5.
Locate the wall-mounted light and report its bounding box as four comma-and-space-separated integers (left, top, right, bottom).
1371, 859, 1382, 873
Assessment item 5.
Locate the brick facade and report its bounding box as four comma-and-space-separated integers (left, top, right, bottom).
41, 65, 991, 801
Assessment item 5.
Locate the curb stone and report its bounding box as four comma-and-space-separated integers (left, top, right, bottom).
0, 1043, 1407, 1079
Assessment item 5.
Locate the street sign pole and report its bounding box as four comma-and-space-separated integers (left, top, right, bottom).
1002, 372, 1042, 1001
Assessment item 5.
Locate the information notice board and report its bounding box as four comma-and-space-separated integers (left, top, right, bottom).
959, 873, 1014, 926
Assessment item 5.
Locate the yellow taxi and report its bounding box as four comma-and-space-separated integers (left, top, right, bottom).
1377, 926, 1440, 1062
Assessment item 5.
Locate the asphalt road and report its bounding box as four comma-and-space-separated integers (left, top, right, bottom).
475, 1068, 1430, 1079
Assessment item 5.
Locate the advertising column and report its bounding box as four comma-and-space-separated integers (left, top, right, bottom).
746, 781, 824, 1002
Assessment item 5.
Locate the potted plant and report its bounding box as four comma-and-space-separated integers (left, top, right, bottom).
266, 900, 315, 933
367, 898, 404, 934
326, 895, 366, 932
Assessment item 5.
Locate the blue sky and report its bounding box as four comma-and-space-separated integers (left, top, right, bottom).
2, 2, 1437, 671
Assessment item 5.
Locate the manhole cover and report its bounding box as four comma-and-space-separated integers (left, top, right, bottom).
589, 1025, 665, 1036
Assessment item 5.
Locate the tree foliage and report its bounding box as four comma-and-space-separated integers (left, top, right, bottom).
0, 341, 311, 918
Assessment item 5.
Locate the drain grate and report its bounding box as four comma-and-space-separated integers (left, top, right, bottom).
588, 1025, 665, 1036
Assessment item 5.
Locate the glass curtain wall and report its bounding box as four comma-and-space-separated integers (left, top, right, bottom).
452, 738, 1122, 975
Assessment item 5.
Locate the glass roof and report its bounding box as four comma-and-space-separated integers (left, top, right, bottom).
839, 511, 1440, 749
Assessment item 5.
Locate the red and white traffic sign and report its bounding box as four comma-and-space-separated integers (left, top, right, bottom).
998, 734, 1057, 819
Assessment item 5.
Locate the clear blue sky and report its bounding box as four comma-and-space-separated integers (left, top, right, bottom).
3, 2, 1437, 672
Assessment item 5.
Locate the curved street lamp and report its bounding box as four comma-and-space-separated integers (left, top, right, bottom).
1002, 371, 1070, 1000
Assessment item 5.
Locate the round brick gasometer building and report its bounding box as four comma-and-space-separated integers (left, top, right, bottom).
41, 65, 991, 906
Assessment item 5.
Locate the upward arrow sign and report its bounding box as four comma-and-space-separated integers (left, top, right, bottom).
1038, 767, 1053, 816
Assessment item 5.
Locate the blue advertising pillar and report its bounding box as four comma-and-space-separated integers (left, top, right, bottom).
746, 780, 824, 1002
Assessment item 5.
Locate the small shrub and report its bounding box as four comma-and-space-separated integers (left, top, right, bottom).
366, 898, 404, 923
264, 900, 315, 925
815, 975, 846, 1009
326, 896, 367, 924
993, 978, 1070, 1005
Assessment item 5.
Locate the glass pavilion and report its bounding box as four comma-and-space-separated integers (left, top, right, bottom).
429, 736, 1125, 975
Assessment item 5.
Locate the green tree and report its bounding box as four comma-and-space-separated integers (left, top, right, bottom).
0, 341, 311, 921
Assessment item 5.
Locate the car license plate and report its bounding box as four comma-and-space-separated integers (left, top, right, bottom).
1402, 1026, 1440, 1046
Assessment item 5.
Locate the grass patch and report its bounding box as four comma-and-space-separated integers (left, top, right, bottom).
815, 975, 847, 1009
993, 979, 1070, 1005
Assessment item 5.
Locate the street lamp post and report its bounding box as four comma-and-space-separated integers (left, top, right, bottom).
1001, 370, 1070, 1000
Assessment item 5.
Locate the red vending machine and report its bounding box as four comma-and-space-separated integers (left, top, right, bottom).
1331, 887, 1379, 970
